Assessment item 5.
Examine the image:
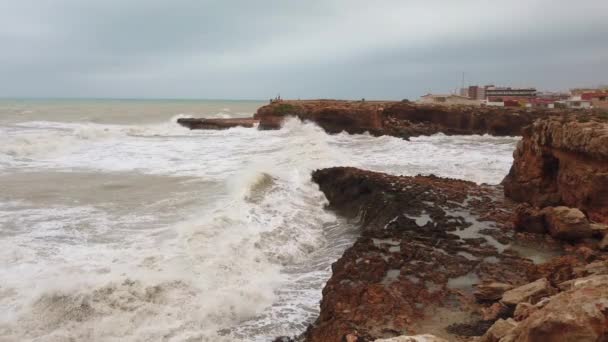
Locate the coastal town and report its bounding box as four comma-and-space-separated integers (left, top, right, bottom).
419, 85, 608, 110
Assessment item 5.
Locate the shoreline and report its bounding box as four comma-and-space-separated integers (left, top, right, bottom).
175, 100, 608, 341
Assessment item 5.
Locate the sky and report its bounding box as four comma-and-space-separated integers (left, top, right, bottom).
1, 0, 607, 100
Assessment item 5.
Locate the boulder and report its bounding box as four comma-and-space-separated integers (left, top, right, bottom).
501, 278, 556, 306
480, 318, 518, 342
543, 207, 592, 241
501, 280, 608, 342
503, 118, 608, 224
513, 204, 546, 234
474, 282, 514, 302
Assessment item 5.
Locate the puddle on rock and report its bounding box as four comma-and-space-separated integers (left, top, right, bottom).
447, 273, 480, 291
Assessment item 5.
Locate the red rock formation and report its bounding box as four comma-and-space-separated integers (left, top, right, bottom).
254, 100, 385, 134
176, 117, 258, 130
500, 279, 608, 342
253, 100, 557, 138
503, 117, 608, 224
306, 167, 544, 341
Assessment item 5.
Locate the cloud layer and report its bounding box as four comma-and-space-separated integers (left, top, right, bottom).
1, 0, 607, 99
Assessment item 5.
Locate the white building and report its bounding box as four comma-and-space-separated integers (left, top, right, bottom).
418, 94, 481, 106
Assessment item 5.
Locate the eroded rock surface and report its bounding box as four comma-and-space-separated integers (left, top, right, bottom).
176, 117, 258, 130
305, 167, 559, 341
253, 100, 556, 138
501, 279, 608, 342
503, 116, 608, 224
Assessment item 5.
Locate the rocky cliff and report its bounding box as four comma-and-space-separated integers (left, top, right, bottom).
503, 115, 608, 224
254, 100, 555, 138
176, 117, 258, 130
302, 167, 608, 342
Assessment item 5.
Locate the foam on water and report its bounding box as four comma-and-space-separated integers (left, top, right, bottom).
0, 111, 520, 341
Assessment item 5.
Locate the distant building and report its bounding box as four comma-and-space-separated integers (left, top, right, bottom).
528, 98, 556, 109
485, 86, 537, 98
460, 84, 535, 100
565, 95, 592, 109
581, 92, 608, 109
418, 94, 480, 106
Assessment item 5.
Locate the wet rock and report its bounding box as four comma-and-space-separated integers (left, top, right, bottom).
501, 278, 556, 306
474, 282, 514, 302
176, 117, 258, 130
306, 167, 533, 341
513, 204, 546, 234
501, 281, 608, 342
535, 255, 584, 286
374, 335, 448, 342
480, 318, 517, 342
503, 117, 608, 224
543, 207, 592, 241
254, 100, 557, 138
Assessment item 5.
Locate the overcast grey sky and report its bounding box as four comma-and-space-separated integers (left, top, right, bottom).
1, 0, 607, 99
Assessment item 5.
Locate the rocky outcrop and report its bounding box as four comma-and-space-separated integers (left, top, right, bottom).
514, 205, 595, 241
500, 278, 608, 342
500, 278, 556, 306
304, 166, 608, 341
305, 167, 556, 341
254, 100, 385, 134
503, 117, 608, 224
253, 100, 556, 138
176, 117, 258, 130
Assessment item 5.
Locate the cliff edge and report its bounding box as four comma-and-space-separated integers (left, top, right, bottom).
503, 115, 608, 223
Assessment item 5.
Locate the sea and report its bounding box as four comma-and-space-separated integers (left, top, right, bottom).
0, 99, 519, 341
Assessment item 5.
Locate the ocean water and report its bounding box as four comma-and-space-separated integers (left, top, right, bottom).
0, 99, 519, 341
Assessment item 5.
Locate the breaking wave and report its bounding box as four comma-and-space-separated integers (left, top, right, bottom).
0, 112, 519, 341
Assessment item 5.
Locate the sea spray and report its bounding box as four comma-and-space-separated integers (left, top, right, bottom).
0, 106, 519, 340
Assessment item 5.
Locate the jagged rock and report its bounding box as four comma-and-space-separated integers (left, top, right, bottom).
582, 260, 608, 276
176, 117, 258, 130
599, 234, 608, 250
558, 274, 608, 291
513, 204, 546, 234
513, 303, 536, 321
480, 302, 510, 321
501, 280, 608, 342
305, 167, 532, 341
480, 318, 518, 342
503, 118, 608, 224
374, 335, 448, 342
253, 100, 557, 138
474, 282, 514, 302
501, 278, 556, 306
543, 206, 592, 241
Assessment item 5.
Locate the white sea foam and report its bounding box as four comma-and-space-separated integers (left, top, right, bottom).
0, 112, 519, 341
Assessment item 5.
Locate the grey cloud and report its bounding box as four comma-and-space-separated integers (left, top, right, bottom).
0, 0, 606, 99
